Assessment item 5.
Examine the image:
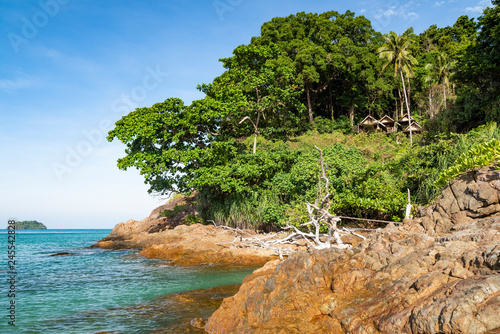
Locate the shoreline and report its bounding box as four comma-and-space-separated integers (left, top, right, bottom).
93, 165, 500, 333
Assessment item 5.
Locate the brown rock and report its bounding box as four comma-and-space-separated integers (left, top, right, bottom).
91, 195, 278, 266
206, 213, 500, 333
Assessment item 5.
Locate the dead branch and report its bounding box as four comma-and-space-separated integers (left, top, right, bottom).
207, 146, 374, 253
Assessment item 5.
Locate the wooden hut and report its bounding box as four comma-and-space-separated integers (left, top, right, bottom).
402, 121, 423, 134
357, 115, 385, 133
397, 113, 416, 127
378, 115, 397, 133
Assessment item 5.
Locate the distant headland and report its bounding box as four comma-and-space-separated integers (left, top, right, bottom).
10, 220, 47, 229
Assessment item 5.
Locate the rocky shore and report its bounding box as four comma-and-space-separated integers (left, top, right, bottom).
95, 166, 500, 333
91, 194, 279, 266
206, 166, 500, 333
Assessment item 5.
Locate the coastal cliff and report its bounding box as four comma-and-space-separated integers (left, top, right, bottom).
205, 166, 500, 333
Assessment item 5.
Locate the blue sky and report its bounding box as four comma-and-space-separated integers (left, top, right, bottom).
0, 0, 491, 229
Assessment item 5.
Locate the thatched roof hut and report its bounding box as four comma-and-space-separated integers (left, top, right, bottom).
402, 121, 423, 134
357, 115, 385, 133
379, 115, 397, 133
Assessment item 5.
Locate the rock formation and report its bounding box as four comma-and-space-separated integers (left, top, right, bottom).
91, 194, 278, 266
205, 166, 500, 333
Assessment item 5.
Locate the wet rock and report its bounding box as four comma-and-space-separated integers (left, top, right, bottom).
49, 252, 75, 256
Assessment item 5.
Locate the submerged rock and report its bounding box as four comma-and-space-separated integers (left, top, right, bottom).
49, 252, 75, 257
206, 166, 500, 333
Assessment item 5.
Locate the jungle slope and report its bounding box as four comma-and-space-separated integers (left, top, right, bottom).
205, 165, 500, 334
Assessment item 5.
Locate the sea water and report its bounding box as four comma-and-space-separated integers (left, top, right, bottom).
0, 229, 256, 333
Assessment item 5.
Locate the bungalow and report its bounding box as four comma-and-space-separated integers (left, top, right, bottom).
357, 115, 385, 133
402, 121, 423, 134
379, 115, 397, 133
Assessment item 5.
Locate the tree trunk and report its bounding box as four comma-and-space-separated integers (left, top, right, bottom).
306, 84, 314, 124
407, 78, 411, 110
400, 70, 412, 146
349, 103, 355, 127
443, 84, 447, 109
253, 111, 261, 154
253, 133, 258, 154
398, 88, 404, 118
429, 83, 434, 119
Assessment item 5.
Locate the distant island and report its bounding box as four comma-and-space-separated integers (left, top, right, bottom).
11, 220, 47, 229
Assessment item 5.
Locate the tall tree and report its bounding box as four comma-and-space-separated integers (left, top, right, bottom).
252, 11, 380, 126
425, 52, 455, 109
378, 31, 418, 145
201, 44, 303, 153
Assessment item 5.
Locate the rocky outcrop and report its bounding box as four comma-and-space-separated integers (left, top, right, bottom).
138, 224, 277, 266
101, 194, 198, 243
418, 165, 500, 235
206, 166, 500, 333
92, 195, 278, 266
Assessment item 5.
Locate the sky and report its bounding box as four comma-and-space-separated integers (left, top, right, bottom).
0, 0, 492, 229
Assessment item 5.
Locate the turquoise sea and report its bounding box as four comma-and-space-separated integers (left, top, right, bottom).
1, 229, 256, 333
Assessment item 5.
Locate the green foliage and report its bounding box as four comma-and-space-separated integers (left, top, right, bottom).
184, 214, 202, 226
435, 138, 500, 187
160, 204, 190, 218
397, 122, 500, 202
452, 1, 500, 130
314, 116, 353, 134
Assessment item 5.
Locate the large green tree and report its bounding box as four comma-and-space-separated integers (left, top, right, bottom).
252, 11, 381, 125
107, 97, 234, 195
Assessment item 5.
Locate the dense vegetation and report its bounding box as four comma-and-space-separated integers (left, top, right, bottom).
109, 3, 500, 230
12, 221, 47, 229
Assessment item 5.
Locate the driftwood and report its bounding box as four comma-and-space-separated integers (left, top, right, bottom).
280, 146, 366, 250
210, 145, 370, 256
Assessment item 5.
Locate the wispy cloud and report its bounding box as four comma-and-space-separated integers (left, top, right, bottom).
465, 0, 492, 13
465, 5, 483, 12
373, 1, 421, 23
434, 1, 445, 7
0, 77, 35, 92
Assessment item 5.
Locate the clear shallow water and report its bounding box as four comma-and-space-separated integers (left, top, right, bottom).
0, 229, 256, 333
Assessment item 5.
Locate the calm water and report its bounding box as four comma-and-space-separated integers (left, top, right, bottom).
0, 229, 255, 333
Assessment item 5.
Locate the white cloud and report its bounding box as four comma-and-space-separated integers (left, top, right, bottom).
434, 1, 445, 7
465, 5, 483, 12
360, 8, 367, 14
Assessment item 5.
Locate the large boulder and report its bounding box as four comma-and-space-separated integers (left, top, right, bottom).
99, 194, 198, 243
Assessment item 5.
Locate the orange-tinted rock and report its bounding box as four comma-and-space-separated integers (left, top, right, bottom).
92, 203, 278, 265
139, 224, 277, 266
206, 167, 500, 333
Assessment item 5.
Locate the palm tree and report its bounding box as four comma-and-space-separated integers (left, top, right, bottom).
425, 52, 454, 110
378, 31, 418, 145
